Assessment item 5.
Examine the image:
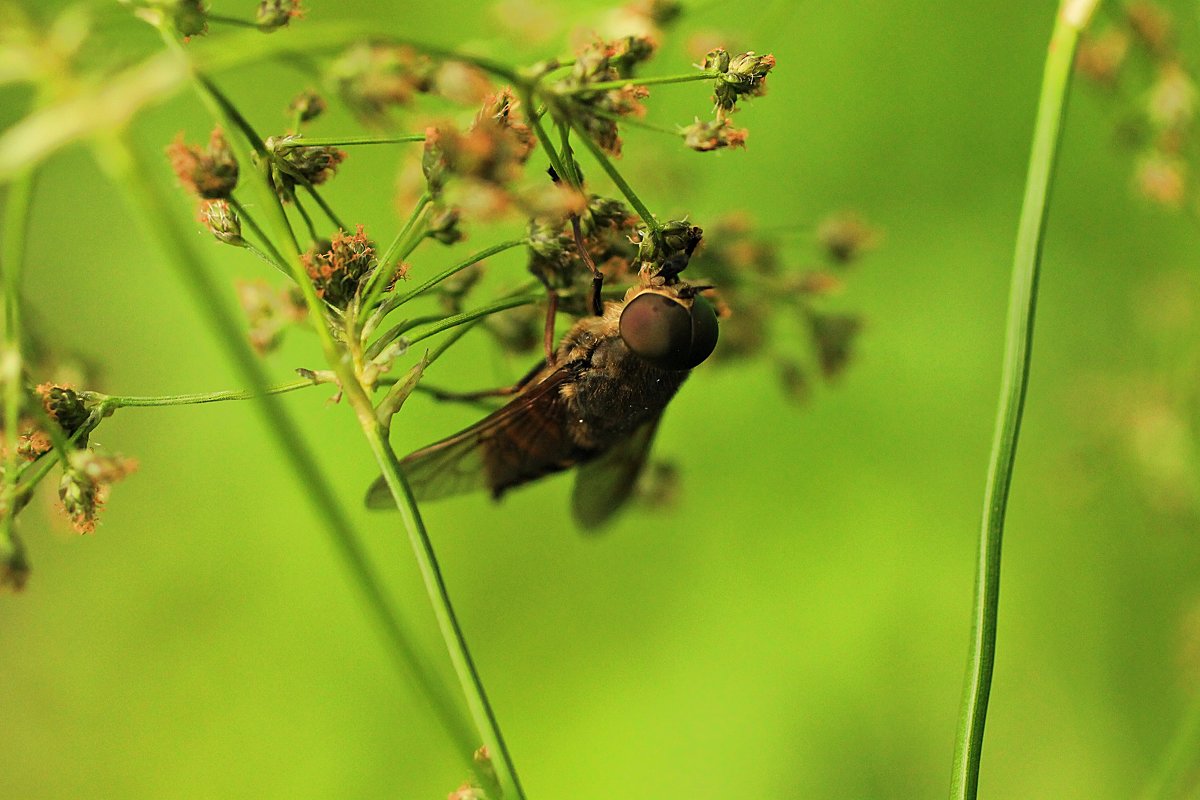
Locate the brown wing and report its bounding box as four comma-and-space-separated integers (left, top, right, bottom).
570, 414, 663, 531
365, 364, 590, 509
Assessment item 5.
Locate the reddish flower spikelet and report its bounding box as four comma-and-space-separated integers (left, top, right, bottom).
166, 128, 239, 199
681, 117, 748, 151
300, 225, 394, 308
58, 450, 138, 535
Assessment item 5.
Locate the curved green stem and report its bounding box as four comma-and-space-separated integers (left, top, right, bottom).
404, 294, 542, 347
557, 71, 716, 94
175, 37, 526, 788
565, 116, 660, 235
378, 238, 527, 318
361, 192, 432, 314
949, 2, 1097, 798
277, 134, 426, 148
1, 169, 34, 563
93, 377, 318, 409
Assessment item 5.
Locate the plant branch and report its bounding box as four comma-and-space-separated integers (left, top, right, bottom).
91, 377, 319, 409
556, 70, 716, 94
277, 134, 426, 148
405, 294, 543, 347
949, 2, 1097, 798
95, 127, 476, 761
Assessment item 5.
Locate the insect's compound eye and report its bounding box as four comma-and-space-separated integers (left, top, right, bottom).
619, 292, 719, 371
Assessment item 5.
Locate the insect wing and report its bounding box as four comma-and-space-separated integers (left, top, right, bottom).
570, 414, 663, 530
364, 366, 584, 509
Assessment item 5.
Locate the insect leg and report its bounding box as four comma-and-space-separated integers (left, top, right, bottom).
422, 359, 547, 403
570, 215, 605, 317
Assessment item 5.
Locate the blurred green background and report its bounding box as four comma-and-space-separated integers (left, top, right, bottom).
3, 0, 1199, 797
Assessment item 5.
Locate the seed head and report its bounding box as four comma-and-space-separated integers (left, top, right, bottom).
269, 137, 346, 196
199, 199, 243, 246
817, 211, 879, 265
256, 0, 302, 32
166, 127, 239, 200
59, 450, 138, 535
709, 49, 775, 114
1076, 27, 1130, 87
680, 117, 748, 151
426, 205, 465, 245
1135, 151, 1187, 207
1, 535, 30, 593
807, 311, 862, 379
301, 225, 388, 308
288, 89, 326, 124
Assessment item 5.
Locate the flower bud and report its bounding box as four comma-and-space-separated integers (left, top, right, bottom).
680, 117, 747, 151
199, 199, 244, 246
166, 128, 239, 200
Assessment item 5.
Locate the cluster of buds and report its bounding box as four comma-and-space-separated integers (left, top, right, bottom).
552, 37, 659, 155
331, 43, 436, 126
267, 136, 347, 200
423, 90, 536, 192
8, 384, 92, 462
688, 211, 876, 402
679, 117, 747, 152
166, 127, 239, 200
58, 450, 138, 535
1077, 2, 1198, 209
419, 90, 554, 223
705, 49, 775, 116
301, 225, 399, 309
636, 218, 703, 281
198, 199, 243, 247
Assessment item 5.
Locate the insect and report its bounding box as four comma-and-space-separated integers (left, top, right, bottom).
365, 262, 719, 529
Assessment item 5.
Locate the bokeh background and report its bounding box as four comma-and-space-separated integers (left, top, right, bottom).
3, 0, 1199, 797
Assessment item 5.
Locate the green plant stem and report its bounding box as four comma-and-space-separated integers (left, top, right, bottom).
405, 294, 542, 347
291, 190, 321, 242
198, 74, 268, 156
96, 129, 474, 759
207, 13, 260, 30
565, 116, 660, 235
93, 378, 317, 409
361, 192, 432, 314
304, 184, 346, 231
523, 90, 572, 183
277, 135, 426, 148
558, 71, 716, 94
949, 2, 1097, 798
359, 422, 526, 800
380, 238, 527, 317
10, 415, 99, 502
183, 50, 526, 790
228, 197, 291, 276
1, 170, 33, 558
556, 122, 583, 187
